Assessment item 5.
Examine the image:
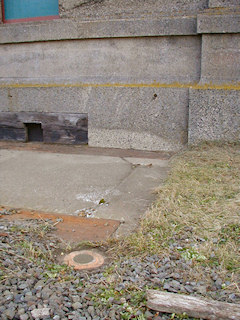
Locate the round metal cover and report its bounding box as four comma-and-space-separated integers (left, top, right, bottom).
63, 250, 105, 270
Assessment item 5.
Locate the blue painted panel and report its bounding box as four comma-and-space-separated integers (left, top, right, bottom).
4, 0, 59, 20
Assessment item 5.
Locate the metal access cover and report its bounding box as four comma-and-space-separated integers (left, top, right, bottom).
63, 250, 105, 270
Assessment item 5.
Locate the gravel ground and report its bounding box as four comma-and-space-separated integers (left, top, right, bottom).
0, 210, 239, 320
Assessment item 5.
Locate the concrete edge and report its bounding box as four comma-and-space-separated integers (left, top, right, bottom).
0, 15, 197, 44
197, 9, 240, 34
209, 0, 240, 8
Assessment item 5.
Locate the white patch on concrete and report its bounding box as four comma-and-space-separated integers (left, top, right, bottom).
76, 189, 111, 204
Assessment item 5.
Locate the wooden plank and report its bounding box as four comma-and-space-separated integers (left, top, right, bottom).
147, 290, 240, 320
0, 112, 87, 128
0, 112, 25, 128
0, 127, 26, 141
43, 129, 88, 145
42, 122, 87, 131
0, 112, 88, 144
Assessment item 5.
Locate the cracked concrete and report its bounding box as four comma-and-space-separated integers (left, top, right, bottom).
0, 146, 170, 236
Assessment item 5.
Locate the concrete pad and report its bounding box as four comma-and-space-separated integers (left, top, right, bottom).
96, 163, 169, 236
0, 149, 131, 211
0, 146, 170, 236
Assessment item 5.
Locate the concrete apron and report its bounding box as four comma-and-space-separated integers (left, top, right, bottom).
0, 143, 170, 239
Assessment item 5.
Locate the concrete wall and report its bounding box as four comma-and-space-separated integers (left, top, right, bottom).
0, 0, 239, 150
189, 89, 240, 144
0, 37, 201, 84
59, 0, 209, 20
0, 86, 190, 150
191, 3, 240, 145
209, 0, 240, 8
201, 34, 240, 84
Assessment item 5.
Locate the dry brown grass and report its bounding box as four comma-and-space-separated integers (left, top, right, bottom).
109, 143, 240, 280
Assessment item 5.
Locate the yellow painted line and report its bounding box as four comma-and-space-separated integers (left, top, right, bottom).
0, 82, 240, 90
193, 83, 240, 91
0, 82, 193, 89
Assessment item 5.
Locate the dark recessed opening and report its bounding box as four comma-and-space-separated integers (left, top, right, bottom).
25, 123, 43, 142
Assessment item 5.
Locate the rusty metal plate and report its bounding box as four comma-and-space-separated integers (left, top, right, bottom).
0, 207, 120, 243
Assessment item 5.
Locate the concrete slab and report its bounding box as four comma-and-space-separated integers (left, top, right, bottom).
0, 149, 131, 210
0, 144, 170, 236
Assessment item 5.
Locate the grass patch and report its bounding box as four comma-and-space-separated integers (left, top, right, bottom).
18, 240, 46, 260
43, 263, 74, 280
109, 143, 240, 279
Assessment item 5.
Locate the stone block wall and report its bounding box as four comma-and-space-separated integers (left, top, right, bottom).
0, 0, 239, 150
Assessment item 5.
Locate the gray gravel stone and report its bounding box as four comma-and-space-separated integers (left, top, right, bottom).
72, 302, 82, 310
4, 308, 16, 319
0, 215, 239, 320
31, 308, 50, 319
87, 306, 95, 316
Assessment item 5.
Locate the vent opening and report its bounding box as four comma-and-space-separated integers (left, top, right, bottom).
25, 123, 43, 142
63, 250, 105, 270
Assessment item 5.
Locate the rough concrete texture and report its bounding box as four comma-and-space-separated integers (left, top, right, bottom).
0, 87, 90, 113
200, 34, 240, 84
197, 9, 240, 34
0, 149, 169, 236
89, 128, 183, 152
0, 36, 201, 84
209, 0, 240, 8
0, 16, 198, 44
0, 86, 189, 151
188, 89, 240, 145
59, 0, 208, 20
88, 87, 189, 151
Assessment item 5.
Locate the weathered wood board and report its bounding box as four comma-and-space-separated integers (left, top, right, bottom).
43, 128, 88, 145
0, 127, 26, 141
0, 112, 88, 144
147, 290, 240, 320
